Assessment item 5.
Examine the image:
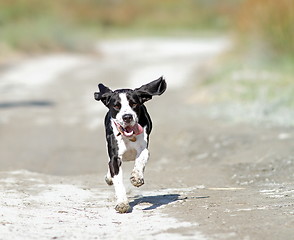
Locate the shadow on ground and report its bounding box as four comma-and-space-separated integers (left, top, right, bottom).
129, 194, 210, 212
129, 194, 181, 211
0, 100, 54, 108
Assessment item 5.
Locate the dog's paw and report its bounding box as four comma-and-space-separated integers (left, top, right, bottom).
105, 175, 113, 186
115, 202, 130, 214
130, 171, 144, 187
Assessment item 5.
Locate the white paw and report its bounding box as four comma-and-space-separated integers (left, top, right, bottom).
105, 175, 113, 185
130, 171, 144, 187
115, 202, 130, 213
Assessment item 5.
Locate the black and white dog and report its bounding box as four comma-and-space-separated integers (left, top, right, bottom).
94, 77, 167, 213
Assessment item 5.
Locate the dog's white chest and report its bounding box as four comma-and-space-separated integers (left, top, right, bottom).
117, 136, 143, 162
115, 131, 147, 162
122, 149, 137, 162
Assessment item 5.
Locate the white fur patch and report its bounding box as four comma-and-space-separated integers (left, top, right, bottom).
116, 93, 138, 127
112, 167, 128, 203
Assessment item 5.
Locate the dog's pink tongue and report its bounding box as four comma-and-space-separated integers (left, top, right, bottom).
133, 123, 144, 135
123, 124, 143, 137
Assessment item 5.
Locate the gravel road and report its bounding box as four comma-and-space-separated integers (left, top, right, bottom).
0, 37, 293, 240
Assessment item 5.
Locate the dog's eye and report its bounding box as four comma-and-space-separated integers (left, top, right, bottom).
130, 103, 138, 108
113, 104, 121, 110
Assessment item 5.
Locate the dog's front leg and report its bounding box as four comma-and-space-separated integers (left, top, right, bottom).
105, 167, 113, 186
130, 148, 149, 187
109, 159, 130, 213
108, 157, 130, 213
106, 132, 130, 213
112, 167, 130, 213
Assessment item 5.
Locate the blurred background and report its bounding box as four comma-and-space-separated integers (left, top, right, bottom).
0, 0, 293, 113
0, 0, 293, 174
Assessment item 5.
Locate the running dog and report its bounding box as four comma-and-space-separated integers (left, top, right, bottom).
94, 77, 167, 213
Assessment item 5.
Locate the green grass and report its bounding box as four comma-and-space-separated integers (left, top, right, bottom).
0, 16, 97, 53
1, 0, 292, 59
0, 0, 240, 53
201, 52, 294, 109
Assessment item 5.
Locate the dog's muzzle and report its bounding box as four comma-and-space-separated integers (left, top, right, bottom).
114, 121, 144, 138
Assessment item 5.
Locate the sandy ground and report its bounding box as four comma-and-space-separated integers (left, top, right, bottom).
0, 37, 293, 240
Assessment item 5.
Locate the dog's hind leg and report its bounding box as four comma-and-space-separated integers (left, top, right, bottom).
130, 148, 149, 187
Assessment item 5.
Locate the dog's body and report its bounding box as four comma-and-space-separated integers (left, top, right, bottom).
94, 77, 167, 213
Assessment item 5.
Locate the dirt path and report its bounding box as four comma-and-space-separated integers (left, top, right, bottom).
0, 37, 293, 239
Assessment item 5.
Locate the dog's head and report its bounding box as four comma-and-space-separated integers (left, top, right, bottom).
94, 77, 166, 136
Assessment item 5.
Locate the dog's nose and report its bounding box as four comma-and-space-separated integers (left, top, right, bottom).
122, 114, 133, 123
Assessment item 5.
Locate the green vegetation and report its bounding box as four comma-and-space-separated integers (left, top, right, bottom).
195, 0, 294, 126
202, 55, 294, 106
202, 0, 293, 108
1, 0, 291, 56
0, 0, 241, 52
234, 0, 293, 58
1, 0, 291, 58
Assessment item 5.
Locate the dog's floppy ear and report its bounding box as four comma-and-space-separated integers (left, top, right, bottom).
94, 84, 113, 106
134, 76, 167, 103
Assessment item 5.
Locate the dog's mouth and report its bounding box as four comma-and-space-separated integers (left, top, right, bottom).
116, 123, 144, 137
